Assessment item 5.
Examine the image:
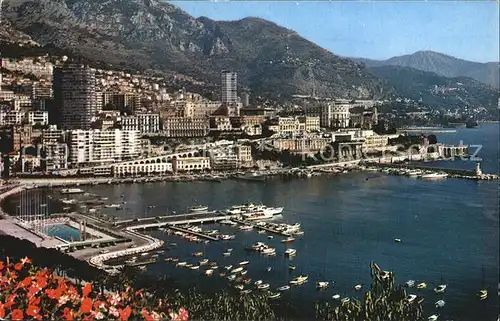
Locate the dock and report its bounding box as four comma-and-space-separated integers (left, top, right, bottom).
231, 219, 292, 237
114, 211, 219, 226
126, 259, 157, 267
167, 225, 220, 241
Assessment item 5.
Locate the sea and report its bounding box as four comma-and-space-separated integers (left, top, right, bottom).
6, 123, 500, 320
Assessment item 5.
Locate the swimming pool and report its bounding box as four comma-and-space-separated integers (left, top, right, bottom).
46, 224, 81, 242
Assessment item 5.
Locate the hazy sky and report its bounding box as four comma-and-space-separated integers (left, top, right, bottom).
169, 1, 499, 63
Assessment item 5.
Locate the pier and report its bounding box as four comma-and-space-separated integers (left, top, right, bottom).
126, 259, 157, 267
167, 225, 220, 241
113, 211, 219, 226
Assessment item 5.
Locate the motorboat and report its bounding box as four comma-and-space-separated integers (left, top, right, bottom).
478, 289, 488, 300
219, 234, 236, 240
405, 280, 416, 287
435, 300, 445, 308
288, 265, 296, 271
406, 169, 423, 177
317, 282, 329, 289
242, 211, 274, 221
405, 294, 417, 304
266, 267, 272, 272
227, 275, 236, 281
421, 173, 448, 179
332, 294, 341, 300
241, 270, 248, 276
235, 284, 244, 290
249, 242, 267, 251
61, 188, 85, 194
394, 238, 402, 243
239, 261, 250, 266
267, 292, 281, 299
257, 283, 270, 290
265, 206, 284, 216
224, 265, 233, 270
192, 252, 203, 257
340, 297, 350, 304
281, 237, 296, 244
205, 269, 214, 276
223, 252, 231, 257
354, 284, 363, 291
199, 259, 209, 265
105, 204, 122, 208
277, 285, 290, 291
176, 262, 187, 267
254, 280, 263, 286
189, 265, 200, 270
231, 267, 244, 274
240, 289, 252, 295
261, 248, 276, 255
189, 205, 208, 213
268, 236, 274, 239
417, 282, 427, 289
293, 231, 305, 236
239, 225, 253, 231
284, 248, 297, 256
289, 275, 308, 285
434, 284, 447, 294
428, 315, 439, 321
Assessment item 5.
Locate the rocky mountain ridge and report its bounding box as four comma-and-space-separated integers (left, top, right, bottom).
2, 0, 387, 100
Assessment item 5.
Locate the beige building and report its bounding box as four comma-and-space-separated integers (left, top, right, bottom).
163, 117, 209, 138
272, 137, 330, 154
172, 157, 211, 172
267, 117, 305, 135
236, 145, 253, 164
298, 116, 320, 132
362, 134, 389, 149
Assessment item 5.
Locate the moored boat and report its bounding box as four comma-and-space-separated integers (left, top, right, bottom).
417, 282, 427, 289
284, 248, 297, 256
189, 205, 208, 213
434, 284, 447, 294
317, 281, 329, 289
277, 285, 290, 291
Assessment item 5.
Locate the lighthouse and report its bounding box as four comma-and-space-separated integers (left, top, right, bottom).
475, 162, 482, 176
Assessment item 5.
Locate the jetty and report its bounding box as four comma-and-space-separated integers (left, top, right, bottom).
231, 219, 292, 237
167, 225, 220, 241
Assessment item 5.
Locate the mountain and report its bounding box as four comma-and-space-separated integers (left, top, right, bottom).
367, 65, 498, 110
353, 51, 499, 88
2, 0, 387, 101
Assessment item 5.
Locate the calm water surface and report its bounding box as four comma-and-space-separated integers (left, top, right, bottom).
8, 124, 499, 320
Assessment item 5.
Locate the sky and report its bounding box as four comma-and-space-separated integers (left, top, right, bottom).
168, 1, 499, 63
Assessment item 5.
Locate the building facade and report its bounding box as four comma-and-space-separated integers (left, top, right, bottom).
121, 113, 160, 134
163, 117, 209, 138
172, 157, 211, 172
221, 70, 237, 105
53, 64, 99, 130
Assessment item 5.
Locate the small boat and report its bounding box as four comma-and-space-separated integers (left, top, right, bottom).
176, 262, 187, 267
235, 284, 244, 290
231, 267, 244, 274
417, 282, 427, 289
254, 280, 263, 286
277, 285, 290, 291
405, 280, 416, 287
192, 252, 203, 257
340, 297, 350, 304
435, 300, 445, 308
227, 248, 233, 252
281, 237, 295, 244
257, 283, 270, 290
405, 294, 417, 304
257, 230, 266, 234
223, 252, 231, 257
268, 236, 274, 239
434, 284, 447, 294
239, 225, 253, 231
189, 265, 200, 270
293, 231, 305, 236
262, 248, 276, 255
284, 248, 297, 256
224, 265, 233, 270
266, 267, 272, 272
421, 173, 448, 179
288, 265, 296, 271
317, 282, 329, 289
394, 238, 402, 243
267, 292, 281, 299
239, 261, 250, 266
205, 269, 214, 276
478, 289, 488, 300
240, 289, 252, 295
241, 270, 248, 276
189, 205, 208, 213
219, 273, 225, 277
354, 284, 362, 291
428, 315, 439, 321
227, 275, 236, 281
332, 294, 341, 300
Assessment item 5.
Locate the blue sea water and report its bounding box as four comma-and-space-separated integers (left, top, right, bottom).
39, 123, 500, 320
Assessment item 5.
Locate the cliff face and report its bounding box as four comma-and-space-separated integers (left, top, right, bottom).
3, 0, 388, 100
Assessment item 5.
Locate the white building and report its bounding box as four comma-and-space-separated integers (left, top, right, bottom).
121, 113, 160, 134
28, 111, 49, 126
0, 109, 24, 126
69, 129, 140, 165
321, 103, 350, 128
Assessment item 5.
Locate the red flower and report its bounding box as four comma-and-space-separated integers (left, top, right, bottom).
26, 305, 40, 318
0, 304, 5, 319
29, 296, 41, 307
80, 297, 93, 314
20, 276, 32, 287
0, 261, 4, 271
36, 276, 47, 289
14, 263, 23, 271
62, 307, 74, 321
119, 306, 132, 321
11, 309, 24, 321
141, 309, 155, 321
20, 257, 32, 265
83, 283, 92, 297
4, 294, 17, 308
176, 308, 189, 321
28, 284, 42, 297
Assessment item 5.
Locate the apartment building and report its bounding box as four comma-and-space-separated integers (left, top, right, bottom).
40, 126, 68, 171
163, 117, 209, 138
121, 113, 160, 134
69, 129, 140, 166
28, 111, 49, 126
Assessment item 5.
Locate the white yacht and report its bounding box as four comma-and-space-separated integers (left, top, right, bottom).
257, 283, 270, 290
434, 284, 447, 294
421, 173, 448, 179
239, 225, 253, 231
428, 315, 439, 321
277, 285, 290, 291
406, 169, 423, 177
332, 294, 341, 300
435, 300, 445, 308
417, 282, 427, 289
189, 205, 208, 213
405, 294, 417, 304
405, 280, 416, 287
241, 211, 274, 221
316, 282, 329, 289
61, 188, 85, 194
284, 248, 297, 256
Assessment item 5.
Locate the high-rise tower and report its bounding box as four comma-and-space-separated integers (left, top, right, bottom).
221, 70, 237, 105
53, 64, 99, 129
